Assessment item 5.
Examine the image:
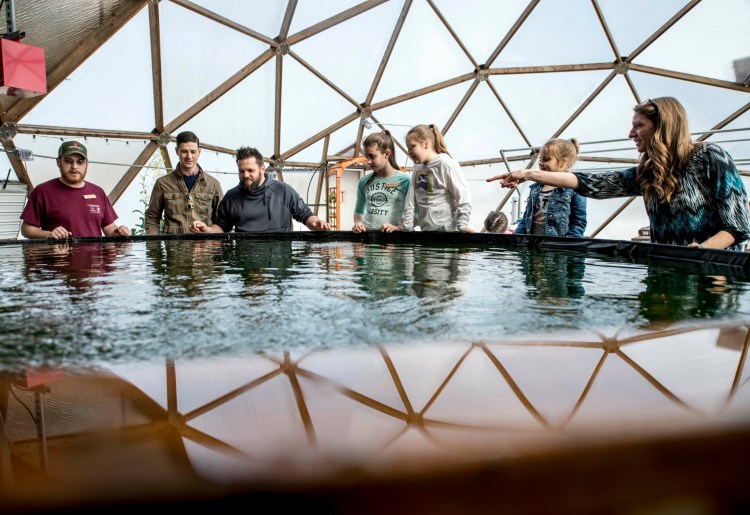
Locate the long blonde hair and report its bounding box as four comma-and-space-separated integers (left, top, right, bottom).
406, 123, 451, 157
634, 96, 695, 203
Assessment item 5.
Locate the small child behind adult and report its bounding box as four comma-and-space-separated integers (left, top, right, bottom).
481, 210, 509, 233
352, 131, 411, 233
398, 123, 473, 233
514, 138, 587, 237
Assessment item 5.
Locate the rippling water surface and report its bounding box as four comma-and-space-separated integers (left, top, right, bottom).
2, 238, 750, 370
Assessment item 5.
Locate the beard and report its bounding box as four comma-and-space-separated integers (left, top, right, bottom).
61, 170, 87, 186
240, 175, 264, 191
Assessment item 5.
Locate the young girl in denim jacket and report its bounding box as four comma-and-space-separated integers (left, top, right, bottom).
515, 138, 587, 237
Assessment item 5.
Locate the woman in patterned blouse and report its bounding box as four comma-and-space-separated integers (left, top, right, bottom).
486, 96, 750, 250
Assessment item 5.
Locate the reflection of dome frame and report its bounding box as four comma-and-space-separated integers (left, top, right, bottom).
3, 320, 748, 481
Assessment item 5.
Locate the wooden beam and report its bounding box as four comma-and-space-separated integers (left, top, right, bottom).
443, 79, 479, 134
5, 0, 149, 122
287, 0, 388, 46
17, 124, 155, 140
486, 79, 533, 148
160, 145, 172, 172
369, 113, 410, 157
369, 73, 476, 111
365, 0, 412, 106
487, 63, 615, 76
274, 51, 283, 164
577, 156, 638, 164
279, 0, 298, 42
170, 0, 277, 46
591, 0, 622, 62
459, 155, 532, 167
0, 102, 30, 185
148, 2, 164, 132
1, 139, 31, 186
590, 197, 637, 238
315, 136, 330, 217
628, 63, 750, 93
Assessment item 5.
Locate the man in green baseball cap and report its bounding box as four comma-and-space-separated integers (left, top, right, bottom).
58, 140, 88, 159
20, 140, 130, 239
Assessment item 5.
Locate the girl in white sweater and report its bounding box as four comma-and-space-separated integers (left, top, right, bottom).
399, 123, 474, 233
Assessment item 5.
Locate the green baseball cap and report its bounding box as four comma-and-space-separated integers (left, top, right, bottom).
58, 140, 88, 159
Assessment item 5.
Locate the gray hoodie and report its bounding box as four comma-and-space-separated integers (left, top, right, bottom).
216, 173, 313, 232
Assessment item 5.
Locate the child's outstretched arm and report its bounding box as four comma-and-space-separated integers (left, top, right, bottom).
487, 170, 579, 189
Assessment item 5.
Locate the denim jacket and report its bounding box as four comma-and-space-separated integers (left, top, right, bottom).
515, 184, 587, 237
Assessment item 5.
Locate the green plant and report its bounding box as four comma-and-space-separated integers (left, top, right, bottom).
132, 150, 168, 235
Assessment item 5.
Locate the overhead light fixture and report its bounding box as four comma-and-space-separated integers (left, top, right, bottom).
0, 0, 46, 98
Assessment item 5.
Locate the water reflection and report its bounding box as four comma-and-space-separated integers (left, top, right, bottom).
22, 242, 126, 291
519, 249, 586, 310
222, 239, 300, 299
637, 267, 741, 328
409, 244, 470, 301
3, 238, 750, 374
147, 239, 225, 297
351, 242, 414, 299
1, 321, 748, 512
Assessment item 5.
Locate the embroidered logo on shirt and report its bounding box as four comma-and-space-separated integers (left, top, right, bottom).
87, 204, 101, 214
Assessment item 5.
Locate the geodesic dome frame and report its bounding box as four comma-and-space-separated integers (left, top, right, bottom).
0, 0, 749, 238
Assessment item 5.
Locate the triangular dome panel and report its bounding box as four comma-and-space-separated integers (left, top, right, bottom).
289, 0, 363, 36
299, 347, 406, 411
597, 0, 693, 58
568, 353, 695, 430
425, 345, 544, 428
175, 60, 276, 156
280, 58, 357, 156
433, 0, 531, 66
21, 9, 154, 131
558, 75, 637, 144
187, 373, 308, 456
492, 0, 614, 68
160, 1, 270, 125
190, 0, 286, 38
292, 0, 402, 103
446, 82, 529, 160
488, 345, 605, 427
382, 342, 475, 413
634, 0, 750, 83
374, 0, 472, 104
622, 328, 744, 414
175, 355, 282, 414
490, 70, 614, 147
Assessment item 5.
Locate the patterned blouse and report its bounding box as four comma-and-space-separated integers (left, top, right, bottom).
573, 143, 750, 250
